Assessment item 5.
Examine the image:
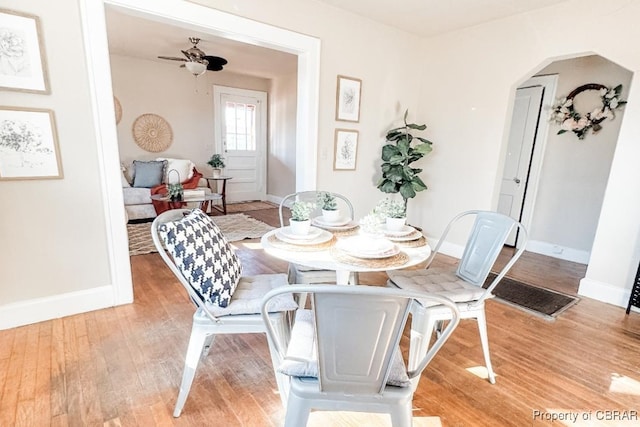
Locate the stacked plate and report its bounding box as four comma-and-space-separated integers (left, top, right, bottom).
276, 226, 333, 245
336, 236, 400, 259
382, 224, 423, 242
311, 215, 359, 231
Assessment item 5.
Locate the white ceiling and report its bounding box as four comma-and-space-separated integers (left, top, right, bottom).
105, 8, 298, 79
317, 0, 568, 38
106, 0, 569, 78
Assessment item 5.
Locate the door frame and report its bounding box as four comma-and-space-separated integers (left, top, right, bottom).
507, 74, 558, 246
80, 0, 320, 306
213, 85, 268, 201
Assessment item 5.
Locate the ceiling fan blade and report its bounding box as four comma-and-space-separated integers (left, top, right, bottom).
203, 55, 228, 71
158, 56, 187, 62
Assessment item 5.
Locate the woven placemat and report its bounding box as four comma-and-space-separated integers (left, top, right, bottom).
267, 234, 337, 251
393, 236, 428, 248
330, 226, 360, 237
330, 248, 409, 268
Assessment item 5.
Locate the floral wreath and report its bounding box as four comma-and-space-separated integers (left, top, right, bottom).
550, 83, 626, 140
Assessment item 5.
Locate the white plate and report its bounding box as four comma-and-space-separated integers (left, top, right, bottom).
276, 228, 334, 245
336, 236, 400, 258
387, 230, 423, 242
312, 215, 352, 227
312, 217, 359, 231
383, 225, 415, 237
277, 226, 323, 240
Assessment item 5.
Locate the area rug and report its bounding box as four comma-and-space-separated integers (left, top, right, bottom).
225, 201, 278, 213
127, 213, 275, 256
483, 273, 580, 320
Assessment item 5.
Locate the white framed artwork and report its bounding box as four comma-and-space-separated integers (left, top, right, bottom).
0, 107, 62, 180
0, 9, 50, 94
334, 128, 358, 170
335, 75, 361, 122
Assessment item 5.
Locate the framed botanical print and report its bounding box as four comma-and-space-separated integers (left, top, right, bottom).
0, 9, 50, 94
335, 75, 361, 122
334, 128, 358, 170
0, 107, 62, 180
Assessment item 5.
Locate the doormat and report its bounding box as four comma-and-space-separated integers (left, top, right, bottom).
226, 201, 278, 213
127, 213, 275, 256
483, 273, 580, 320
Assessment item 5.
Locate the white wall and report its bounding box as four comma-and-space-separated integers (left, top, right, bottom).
416, 0, 640, 306
0, 0, 116, 327
527, 56, 631, 262
268, 71, 298, 199
111, 54, 270, 174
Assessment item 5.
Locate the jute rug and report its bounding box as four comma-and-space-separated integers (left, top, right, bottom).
484, 272, 580, 320
127, 213, 275, 256
225, 201, 278, 213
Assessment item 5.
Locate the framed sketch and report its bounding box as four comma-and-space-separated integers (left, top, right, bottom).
335, 75, 361, 122
334, 129, 358, 170
0, 9, 50, 94
0, 107, 62, 180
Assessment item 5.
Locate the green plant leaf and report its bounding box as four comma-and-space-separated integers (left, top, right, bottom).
377, 180, 399, 193
413, 142, 433, 154
406, 123, 427, 131
388, 154, 405, 165
399, 182, 417, 199
381, 144, 400, 161
411, 175, 427, 191
415, 137, 433, 144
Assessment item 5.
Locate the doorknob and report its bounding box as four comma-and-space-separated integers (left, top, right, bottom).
513, 177, 521, 184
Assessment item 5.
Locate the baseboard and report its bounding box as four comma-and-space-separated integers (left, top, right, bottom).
266, 194, 284, 206
578, 277, 629, 308
0, 285, 116, 330
432, 239, 465, 259
527, 240, 590, 264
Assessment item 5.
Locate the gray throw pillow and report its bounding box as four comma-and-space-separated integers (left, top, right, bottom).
132, 160, 167, 188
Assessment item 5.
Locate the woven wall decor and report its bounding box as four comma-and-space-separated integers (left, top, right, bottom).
114, 96, 122, 124
132, 113, 173, 152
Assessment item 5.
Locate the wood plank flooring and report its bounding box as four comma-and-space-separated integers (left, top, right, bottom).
1, 207, 639, 426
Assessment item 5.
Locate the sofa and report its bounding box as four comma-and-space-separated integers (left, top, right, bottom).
121, 158, 212, 221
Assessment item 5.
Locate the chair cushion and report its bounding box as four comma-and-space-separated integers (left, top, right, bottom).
132, 160, 167, 188
278, 309, 410, 387
205, 273, 298, 317
158, 209, 242, 307
387, 267, 486, 307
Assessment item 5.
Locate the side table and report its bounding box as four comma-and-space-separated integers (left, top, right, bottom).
205, 176, 232, 215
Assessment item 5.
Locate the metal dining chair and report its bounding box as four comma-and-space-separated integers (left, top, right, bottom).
261, 284, 460, 427
151, 208, 298, 416
278, 191, 359, 297
387, 210, 528, 385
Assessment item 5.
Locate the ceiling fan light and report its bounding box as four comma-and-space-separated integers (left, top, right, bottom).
185, 61, 207, 76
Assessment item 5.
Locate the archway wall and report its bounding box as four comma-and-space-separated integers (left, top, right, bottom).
415, 0, 640, 306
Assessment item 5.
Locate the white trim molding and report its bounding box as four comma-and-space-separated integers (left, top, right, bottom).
0, 286, 114, 330
527, 240, 590, 265
578, 277, 629, 308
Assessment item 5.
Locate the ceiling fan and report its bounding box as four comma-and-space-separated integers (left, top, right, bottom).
158, 37, 228, 72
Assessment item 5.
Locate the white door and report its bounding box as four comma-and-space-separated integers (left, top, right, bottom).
213, 85, 267, 202
497, 85, 544, 246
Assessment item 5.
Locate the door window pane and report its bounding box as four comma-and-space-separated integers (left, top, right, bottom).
225, 102, 256, 151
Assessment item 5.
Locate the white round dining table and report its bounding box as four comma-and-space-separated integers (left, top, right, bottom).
260, 227, 432, 285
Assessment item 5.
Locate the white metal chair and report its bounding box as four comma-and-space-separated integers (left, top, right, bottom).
151, 209, 297, 417
387, 210, 528, 385
261, 284, 460, 427
279, 191, 358, 290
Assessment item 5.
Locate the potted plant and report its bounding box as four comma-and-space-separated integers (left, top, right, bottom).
289, 200, 316, 235
207, 153, 226, 177
374, 198, 407, 231
376, 109, 433, 214
316, 191, 340, 222
167, 182, 184, 202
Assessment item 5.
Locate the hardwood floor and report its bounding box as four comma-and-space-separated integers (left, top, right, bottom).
1, 207, 639, 426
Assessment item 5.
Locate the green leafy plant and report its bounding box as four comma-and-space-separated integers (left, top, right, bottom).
376, 109, 433, 210
374, 198, 406, 219
290, 201, 316, 221
316, 191, 337, 211
167, 182, 184, 201
207, 153, 226, 168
